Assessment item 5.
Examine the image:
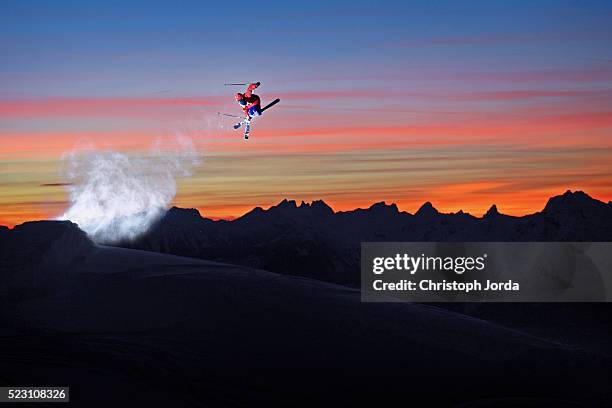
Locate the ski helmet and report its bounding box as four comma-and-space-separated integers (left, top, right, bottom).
235, 93, 244, 101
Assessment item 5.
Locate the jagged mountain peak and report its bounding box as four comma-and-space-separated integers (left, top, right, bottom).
166, 206, 204, 222
245, 206, 264, 215
415, 201, 439, 217
368, 201, 399, 214
239, 199, 335, 221
276, 198, 297, 208
484, 204, 499, 218
276, 199, 298, 209
11, 220, 85, 237
543, 190, 602, 213
299, 199, 335, 215
2, 220, 94, 260
271, 198, 336, 214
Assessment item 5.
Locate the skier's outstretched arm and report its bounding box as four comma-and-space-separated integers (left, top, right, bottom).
244, 82, 260, 98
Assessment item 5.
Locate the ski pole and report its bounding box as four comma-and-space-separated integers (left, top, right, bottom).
217, 112, 241, 118
224, 83, 250, 86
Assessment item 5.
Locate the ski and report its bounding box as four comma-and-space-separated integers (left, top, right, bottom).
261, 98, 280, 112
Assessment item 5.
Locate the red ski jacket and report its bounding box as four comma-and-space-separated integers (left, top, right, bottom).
243, 83, 261, 111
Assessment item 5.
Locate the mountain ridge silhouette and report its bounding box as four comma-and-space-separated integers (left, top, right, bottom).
4, 189, 611, 286
117, 190, 612, 285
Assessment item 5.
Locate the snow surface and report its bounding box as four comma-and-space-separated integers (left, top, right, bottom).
1, 223, 610, 406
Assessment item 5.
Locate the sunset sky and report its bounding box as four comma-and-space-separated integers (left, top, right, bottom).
2, 1, 612, 226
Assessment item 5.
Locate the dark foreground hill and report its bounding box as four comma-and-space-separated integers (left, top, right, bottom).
125, 190, 612, 285
1, 221, 611, 407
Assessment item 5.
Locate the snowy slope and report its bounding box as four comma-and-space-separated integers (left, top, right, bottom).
1, 221, 610, 406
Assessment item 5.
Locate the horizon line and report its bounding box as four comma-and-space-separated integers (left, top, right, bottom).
181, 189, 607, 221
2, 189, 608, 229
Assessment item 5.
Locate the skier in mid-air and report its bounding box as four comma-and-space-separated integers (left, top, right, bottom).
219, 81, 279, 139
234, 82, 262, 121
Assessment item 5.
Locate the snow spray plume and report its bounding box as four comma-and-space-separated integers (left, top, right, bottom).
58, 136, 201, 244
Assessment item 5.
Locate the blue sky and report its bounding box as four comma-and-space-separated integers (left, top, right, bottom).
1, 0, 612, 224
3, 0, 611, 98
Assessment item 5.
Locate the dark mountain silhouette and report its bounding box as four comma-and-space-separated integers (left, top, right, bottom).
0, 221, 94, 301
1, 220, 611, 406
124, 190, 612, 285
